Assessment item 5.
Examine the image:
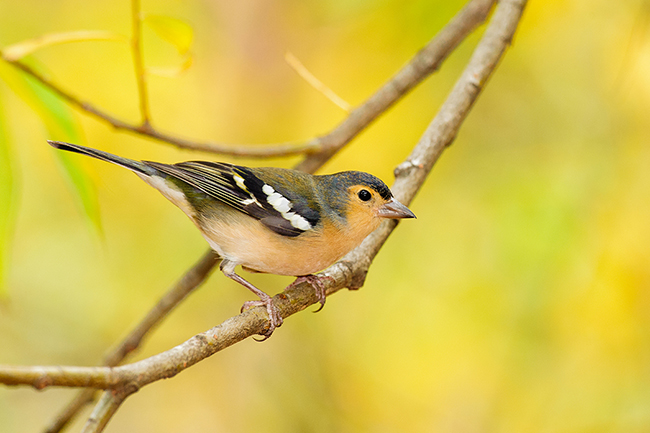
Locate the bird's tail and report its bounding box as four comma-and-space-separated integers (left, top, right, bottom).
48, 140, 155, 176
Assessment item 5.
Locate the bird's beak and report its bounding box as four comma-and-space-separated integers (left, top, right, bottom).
377, 198, 416, 219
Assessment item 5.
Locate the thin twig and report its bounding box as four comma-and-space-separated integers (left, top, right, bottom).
22, 4, 495, 421
103, 251, 220, 366
131, 0, 151, 128
29, 0, 499, 411
0, 0, 493, 159
44, 389, 95, 433
0, 55, 316, 157
294, 0, 497, 173
0, 0, 527, 394
285, 51, 352, 112
0, 0, 528, 430
42, 250, 220, 433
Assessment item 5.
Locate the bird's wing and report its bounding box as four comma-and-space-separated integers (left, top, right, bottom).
145, 160, 312, 237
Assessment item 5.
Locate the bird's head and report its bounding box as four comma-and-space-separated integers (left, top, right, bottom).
319, 171, 415, 236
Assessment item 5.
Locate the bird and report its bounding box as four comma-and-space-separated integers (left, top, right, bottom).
48, 140, 416, 339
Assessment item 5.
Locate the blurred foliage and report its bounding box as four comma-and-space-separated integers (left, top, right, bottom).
1, 0, 650, 432
0, 96, 16, 297
0, 60, 101, 239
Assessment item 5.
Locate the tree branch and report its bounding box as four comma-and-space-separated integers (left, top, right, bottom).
33, 0, 494, 413
79, 391, 124, 433
102, 251, 220, 367
294, 0, 496, 173
44, 389, 95, 433
0, 1, 528, 431
0, 56, 316, 157
0, 0, 527, 394
0, 0, 494, 158
41, 250, 220, 433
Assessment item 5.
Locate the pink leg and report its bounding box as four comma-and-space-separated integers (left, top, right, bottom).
221, 260, 282, 340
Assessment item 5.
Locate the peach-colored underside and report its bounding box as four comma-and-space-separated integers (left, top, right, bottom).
140, 173, 383, 276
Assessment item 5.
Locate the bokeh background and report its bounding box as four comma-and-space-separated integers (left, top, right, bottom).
2, 0, 650, 431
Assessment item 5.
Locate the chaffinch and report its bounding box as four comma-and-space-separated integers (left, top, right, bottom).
49, 140, 415, 338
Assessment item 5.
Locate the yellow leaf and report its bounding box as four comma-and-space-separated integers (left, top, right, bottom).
143, 14, 193, 55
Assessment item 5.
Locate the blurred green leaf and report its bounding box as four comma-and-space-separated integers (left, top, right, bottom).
0, 61, 102, 236
0, 93, 17, 298
143, 14, 193, 54
0, 30, 126, 62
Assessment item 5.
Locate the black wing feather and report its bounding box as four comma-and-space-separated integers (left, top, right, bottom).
145, 160, 306, 237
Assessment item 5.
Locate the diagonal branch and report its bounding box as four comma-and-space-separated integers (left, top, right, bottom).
34, 0, 495, 416
0, 0, 494, 159
80, 391, 124, 433
0, 0, 527, 394
0, 1, 528, 431
41, 250, 220, 433
20, 1, 496, 427
102, 251, 220, 367
294, 0, 497, 173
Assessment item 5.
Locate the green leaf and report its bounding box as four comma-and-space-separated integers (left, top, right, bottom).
0, 93, 18, 298
0, 30, 126, 62
143, 14, 193, 55
0, 61, 102, 237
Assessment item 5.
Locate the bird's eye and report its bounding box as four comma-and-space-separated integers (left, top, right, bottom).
358, 189, 372, 201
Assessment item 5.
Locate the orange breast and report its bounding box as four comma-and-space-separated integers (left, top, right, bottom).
196, 208, 382, 276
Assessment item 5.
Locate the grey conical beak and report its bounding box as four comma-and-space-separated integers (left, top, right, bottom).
377, 198, 416, 219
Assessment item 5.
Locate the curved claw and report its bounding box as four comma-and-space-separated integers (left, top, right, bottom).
241, 298, 283, 340
287, 275, 333, 312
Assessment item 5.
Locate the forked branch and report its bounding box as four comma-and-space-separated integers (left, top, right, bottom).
23, 2, 498, 430
1, 0, 495, 158
0, 1, 528, 432
0, 0, 526, 397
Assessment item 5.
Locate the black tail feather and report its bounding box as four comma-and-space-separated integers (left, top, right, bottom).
48, 141, 154, 176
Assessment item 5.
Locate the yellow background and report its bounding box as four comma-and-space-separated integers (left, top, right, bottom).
1, 0, 650, 431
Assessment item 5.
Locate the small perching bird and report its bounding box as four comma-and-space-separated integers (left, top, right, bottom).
48, 141, 415, 338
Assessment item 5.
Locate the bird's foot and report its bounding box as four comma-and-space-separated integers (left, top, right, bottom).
241, 296, 283, 341
286, 274, 334, 312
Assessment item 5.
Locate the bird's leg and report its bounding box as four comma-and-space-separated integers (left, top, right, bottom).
285, 274, 334, 312
220, 260, 282, 340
